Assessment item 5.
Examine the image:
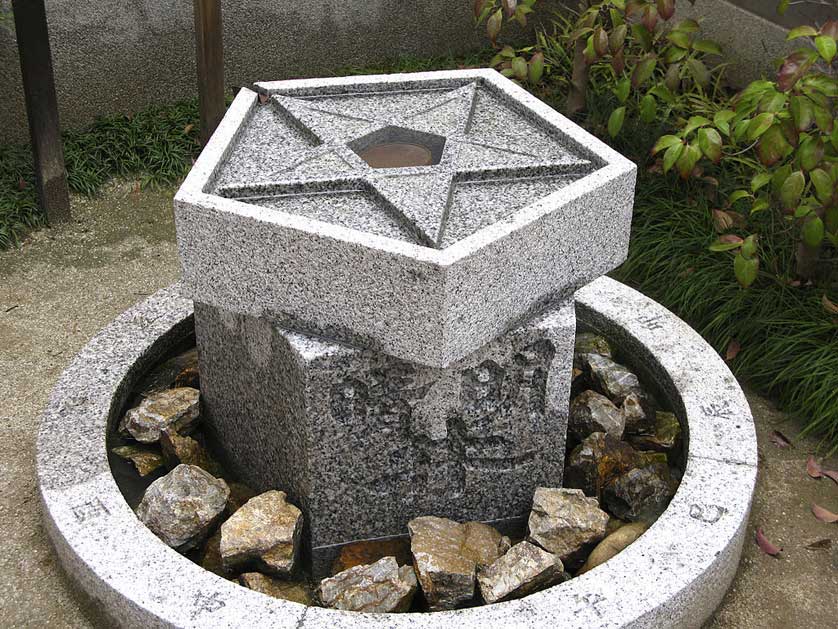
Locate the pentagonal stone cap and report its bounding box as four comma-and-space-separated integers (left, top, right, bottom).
175, 69, 637, 367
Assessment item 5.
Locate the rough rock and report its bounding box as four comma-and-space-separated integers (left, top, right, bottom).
239, 572, 313, 605
628, 410, 682, 453
136, 464, 229, 550
477, 541, 566, 604
574, 333, 613, 363
584, 354, 647, 406
568, 390, 625, 442
620, 392, 653, 435
160, 428, 223, 476
136, 348, 199, 394
527, 487, 609, 562
603, 458, 677, 522
220, 490, 303, 576
564, 432, 639, 499
577, 521, 648, 575
318, 557, 417, 612
331, 538, 413, 575
408, 516, 508, 610
119, 387, 200, 443
111, 444, 165, 476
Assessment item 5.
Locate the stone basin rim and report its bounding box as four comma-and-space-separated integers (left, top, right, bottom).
36, 277, 757, 629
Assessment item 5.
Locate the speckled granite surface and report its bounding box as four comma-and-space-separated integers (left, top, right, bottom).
174, 70, 637, 367
195, 298, 575, 566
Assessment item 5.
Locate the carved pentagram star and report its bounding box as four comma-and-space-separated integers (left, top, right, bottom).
217, 82, 593, 248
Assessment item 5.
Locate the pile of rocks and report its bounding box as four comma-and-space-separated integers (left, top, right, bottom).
565, 333, 681, 525
114, 332, 683, 613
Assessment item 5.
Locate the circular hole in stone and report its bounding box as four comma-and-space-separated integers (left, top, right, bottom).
348, 125, 447, 169
358, 142, 435, 169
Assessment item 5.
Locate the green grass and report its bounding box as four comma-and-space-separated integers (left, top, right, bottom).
0, 99, 202, 248
2, 48, 836, 450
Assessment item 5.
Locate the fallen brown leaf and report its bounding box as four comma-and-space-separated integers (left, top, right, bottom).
769, 430, 793, 448
17, 176, 26, 191
807, 455, 823, 478
822, 469, 838, 484
756, 527, 782, 556
258, 92, 270, 105
823, 294, 838, 315
811, 503, 838, 523
725, 339, 741, 361
804, 538, 832, 551
184, 123, 194, 135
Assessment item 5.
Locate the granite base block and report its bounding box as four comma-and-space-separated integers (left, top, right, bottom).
194, 299, 575, 557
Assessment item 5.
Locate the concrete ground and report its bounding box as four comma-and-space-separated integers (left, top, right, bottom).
1, 182, 836, 628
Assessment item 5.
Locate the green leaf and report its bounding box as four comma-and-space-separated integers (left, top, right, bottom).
751, 197, 770, 215
741, 235, 758, 259
683, 115, 711, 137
810, 168, 834, 204
780, 170, 806, 209
698, 127, 723, 162
790, 95, 814, 131
615, 77, 631, 104
787, 25, 818, 41
652, 135, 682, 154
760, 91, 786, 112
632, 55, 658, 88
747, 112, 775, 140
511, 56, 528, 80
609, 24, 628, 53
677, 142, 702, 179
801, 215, 825, 248
640, 94, 657, 124
686, 58, 711, 87
777, 0, 790, 15
798, 137, 824, 172
812, 107, 834, 134
772, 164, 793, 194
693, 39, 723, 55
795, 203, 815, 219
487, 9, 503, 43
649, 84, 675, 104
815, 35, 837, 63
528, 52, 545, 83
608, 106, 626, 138
632, 23, 653, 51
751, 172, 772, 193
674, 19, 700, 33
664, 46, 689, 64
713, 109, 736, 135
709, 239, 743, 252
663, 143, 684, 173
667, 30, 692, 49
734, 253, 759, 288
733, 119, 751, 142
729, 189, 751, 205
832, 124, 838, 151
757, 124, 792, 166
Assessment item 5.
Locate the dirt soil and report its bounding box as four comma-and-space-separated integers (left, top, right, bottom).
0, 182, 836, 628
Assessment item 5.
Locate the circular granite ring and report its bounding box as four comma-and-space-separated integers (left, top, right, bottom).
37, 278, 757, 628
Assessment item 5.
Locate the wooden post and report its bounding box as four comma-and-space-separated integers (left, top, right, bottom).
193, 0, 225, 146
12, 0, 71, 223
